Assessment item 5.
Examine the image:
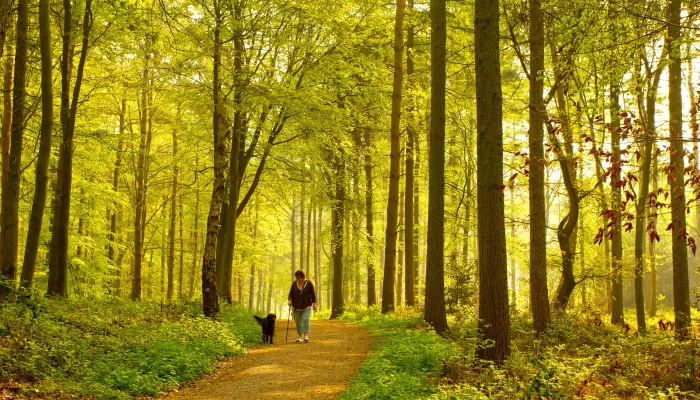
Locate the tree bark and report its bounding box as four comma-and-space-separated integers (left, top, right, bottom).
168, 127, 178, 301
202, 8, 225, 317
111, 100, 125, 296
0, 36, 13, 265
20, 0, 52, 288
475, 0, 510, 362
131, 51, 149, 301
362, 128, 376, 306
424, 0, 448, 334
610, 82, 624, 325
330, 152, 345, 319
666, 0, 690, 336
527, 0, 550, 334
315, 205, 323, 309
404, 0, 416, 308
0, 0, 27, 290
382, 0, 405, 314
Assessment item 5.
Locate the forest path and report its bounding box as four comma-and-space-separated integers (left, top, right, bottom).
157, 319, 371, 400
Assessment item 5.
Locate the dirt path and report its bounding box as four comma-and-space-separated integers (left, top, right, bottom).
158, 319, 371, 400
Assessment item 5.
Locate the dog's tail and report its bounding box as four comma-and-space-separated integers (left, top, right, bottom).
253, 315, 264, 325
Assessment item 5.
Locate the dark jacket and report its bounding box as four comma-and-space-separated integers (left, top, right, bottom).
288, 280, 316, 310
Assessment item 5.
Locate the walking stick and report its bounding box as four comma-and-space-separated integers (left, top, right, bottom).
286, 304, 292, 343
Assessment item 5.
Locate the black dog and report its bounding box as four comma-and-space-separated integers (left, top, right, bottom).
253, 313, 276, 344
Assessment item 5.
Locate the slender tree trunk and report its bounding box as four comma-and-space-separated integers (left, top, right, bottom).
404, 0, 416, 308
291, 198, 296, 280
475, 0, 510, 362
0, 0, 27, 291
306, 201, 312, 275
528, 0, 550, 334
648, 152, 658, 316
248, 200, 259, 309
179, 193, 184, 300
667, 0, 690, 336
112, 100, 125, 296
48, 0, 92, 297
382, 0, 405, 314
168, 128, 178, 302
132, 56, 149, 301
20, 0, 52, 288
424, 0, 448, 333
396, 154, 404, 306
315, 205, 323, 309
202, 9, 224, 317
363, 128, 376, 306
190, 162, 200, 299
510, 190, 516, 310
610, 82, 624, 325
330, 153, 345, 319
301, 183, 305, 272
257, 266, 263, 311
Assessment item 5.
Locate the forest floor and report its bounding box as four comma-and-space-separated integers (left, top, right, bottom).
154, 320, 371, 400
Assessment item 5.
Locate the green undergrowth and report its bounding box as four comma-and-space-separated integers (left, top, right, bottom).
339, 306, 459, 400
0, 294, 260, 399
338, 305, 699, 399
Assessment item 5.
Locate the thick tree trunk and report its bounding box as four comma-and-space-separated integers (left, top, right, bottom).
527, 0, 550, 334
667, 0, 690, 336
610, 83, 624, 325
0, 0, 27, 291
382, 0, 405, 314
20, 0, 52, 288
475, 0, 510, 362
330, 153, 345, 319
424, 0, 448, 334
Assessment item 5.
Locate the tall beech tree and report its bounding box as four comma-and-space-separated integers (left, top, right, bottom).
424, 0, 448, 333
475, 0, 510, 362
382, 0, 405, 314
666, 0, 690, 337
20, 0, 52, 288
0, 0, 28, 290
527, 0, 550, 334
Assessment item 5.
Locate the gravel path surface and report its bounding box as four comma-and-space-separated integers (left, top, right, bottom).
157, 319, 371, 400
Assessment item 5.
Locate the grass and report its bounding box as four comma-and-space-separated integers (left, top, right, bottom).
337, 305, 700, 399
338, 306, 459, 400
0, 294, 261, 399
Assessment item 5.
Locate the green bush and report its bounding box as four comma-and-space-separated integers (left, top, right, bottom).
0, 296, 260, 399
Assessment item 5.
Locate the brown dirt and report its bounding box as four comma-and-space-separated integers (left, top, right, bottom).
156, 319, 371, 400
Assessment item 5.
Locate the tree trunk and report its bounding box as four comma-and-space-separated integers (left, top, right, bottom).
306, 201, 312, 276
112, 100, 125, 296
424, 0, 448, 333
0, 37, 13, 265
20, 0, 52, 288
190, 161, 200, 299
527, 0, 550, 334
404, 0, 416, 308
132, 55, 149, 301
168, 128, 178, 302
475, 0, 510, 362
291, 198, 296, 280
47, 0, 92, 297
315, 205, 323, 309
396, 154, 404, 306
248, 200, 259, 309
202, 11, 225, 318
510, 190, 516, 310
363, 128, 376, 306
0, 0, 27, 291
382, 0, 404, 314
648, 151, 658, 316
330, 153, 345, 319
610, 82, 624, 325
667, 0, 690, 336
301, 183, 305, 272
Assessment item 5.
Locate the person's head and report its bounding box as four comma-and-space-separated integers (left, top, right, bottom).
295, 270, 305, 281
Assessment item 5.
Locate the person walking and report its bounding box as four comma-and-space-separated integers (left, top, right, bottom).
288, 270, 317, 343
